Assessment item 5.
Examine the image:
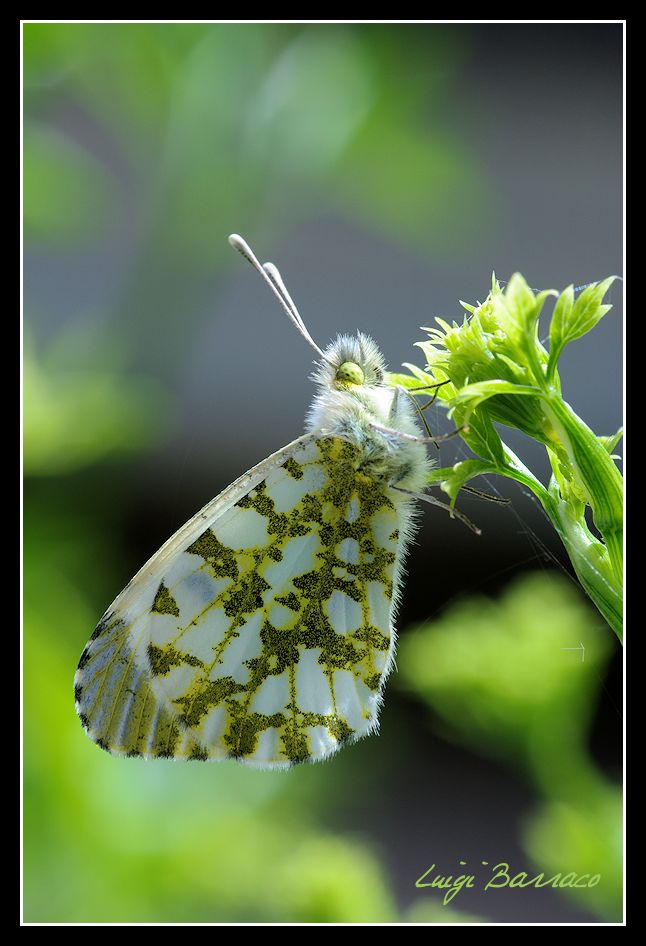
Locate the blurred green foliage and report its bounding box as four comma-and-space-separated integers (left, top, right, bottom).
398, 573, 622, 920
405, 902, 485, 923
24, 23, 482, 256
23, 22, 621, 924
24, 329, 168, 475
24, 123, 116, 242
24, 460, 397, 922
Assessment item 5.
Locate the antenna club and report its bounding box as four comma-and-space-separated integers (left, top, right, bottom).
228, 232, 327, 362
228, 233, 247, 252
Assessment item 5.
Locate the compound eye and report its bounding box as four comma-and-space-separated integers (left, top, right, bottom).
335, 361, 365, 385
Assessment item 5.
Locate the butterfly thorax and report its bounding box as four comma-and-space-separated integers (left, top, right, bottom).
306, 332, 429, 493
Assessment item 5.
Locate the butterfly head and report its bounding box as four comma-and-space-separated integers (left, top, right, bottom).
314, 332, 387, 391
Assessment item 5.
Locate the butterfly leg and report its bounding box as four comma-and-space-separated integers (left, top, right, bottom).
392, 384, 436, 443
390, 484, 482, 535
383, 386, 468, 447
370, 419, 468, 446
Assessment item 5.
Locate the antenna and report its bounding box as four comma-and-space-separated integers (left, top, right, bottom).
228, 234, 332, 364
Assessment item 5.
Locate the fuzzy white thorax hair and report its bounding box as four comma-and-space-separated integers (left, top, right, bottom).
305, 332, 430, 495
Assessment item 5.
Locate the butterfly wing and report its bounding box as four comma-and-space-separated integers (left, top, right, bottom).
75, 435, 402, 767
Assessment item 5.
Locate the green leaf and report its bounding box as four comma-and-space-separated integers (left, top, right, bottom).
493, 277, 556, 387
503, 273, 537, 338
543, 399, 623, 541
430, 458, 500, 505
597, 428, 624, 455
426, 465, 458, 485
455, 409, 505, 465
569, 277, 617, 339
547, 278, 616, 380
451, 379, 542, 415
390, 366, 458, 403
545, 485, 623, 639
547, 284, 574, 380
387, 370, 431, 391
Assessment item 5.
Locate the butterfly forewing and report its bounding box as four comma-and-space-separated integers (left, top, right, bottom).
75, 436, 401, 767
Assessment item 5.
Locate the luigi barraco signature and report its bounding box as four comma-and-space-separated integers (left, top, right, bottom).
416, 861, 601, 906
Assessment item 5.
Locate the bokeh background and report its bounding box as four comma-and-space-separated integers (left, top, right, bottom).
23, 22, 623, 923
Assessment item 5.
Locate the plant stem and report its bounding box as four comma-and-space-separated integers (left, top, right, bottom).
543, 489, 623, 641
480, 442, 623, 641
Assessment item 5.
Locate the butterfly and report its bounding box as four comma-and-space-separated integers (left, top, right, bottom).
74, 234, 463, 769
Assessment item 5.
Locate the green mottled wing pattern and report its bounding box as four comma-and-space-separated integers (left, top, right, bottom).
75, 436, 401, 767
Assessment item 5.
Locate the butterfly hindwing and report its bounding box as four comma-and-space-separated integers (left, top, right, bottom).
75, 436, 401, 767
